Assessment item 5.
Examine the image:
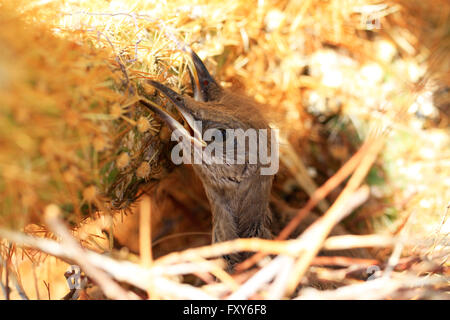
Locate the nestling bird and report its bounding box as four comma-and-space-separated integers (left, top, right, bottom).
140, 48, 366, 267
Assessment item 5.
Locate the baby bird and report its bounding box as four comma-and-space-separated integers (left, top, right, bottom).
140, 48, 367, 267
140, 48, 274, 265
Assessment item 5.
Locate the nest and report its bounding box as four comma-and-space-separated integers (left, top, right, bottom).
0, 0, 448, 299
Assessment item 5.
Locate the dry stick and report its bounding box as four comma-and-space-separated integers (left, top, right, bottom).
0, 255, 8, 299
195, 257, 240, 291
139, 195, 153, 298
0, 227, 291, 276
0, 246, 28, 300
227, 256, 291, 300
285, 135, 386, 295
322, 234, 395, 250
4, 245, 11, 300
11, 246, 29, 300
44, 205, 139, 300
267, 185, 371, 299
155, 238, 301, 265
311, 256, 379, 267
0, 228, 215, 299
32, 263, 40, 300
8, 269, 28, 300
266, 256, 295, 299
296, 274, 448, 300
0, 226, 393, 270
230, 186, 371, 300
430, 206, 449, 256
153, 260, 223, 276
155, 233, 396, 266
382, 216, 411, 279
309, 265, 370, 283
43, 281, 51, 300
0, 281, 6, 300
139, 195, 153, 267
280, 141, 329, 213
236, 137, 373, 271
0, 227, 396, 299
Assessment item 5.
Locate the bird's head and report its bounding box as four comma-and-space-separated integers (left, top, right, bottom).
140, 48, 278, 194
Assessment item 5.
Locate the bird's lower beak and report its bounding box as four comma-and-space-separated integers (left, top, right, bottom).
140, 81, 206, 148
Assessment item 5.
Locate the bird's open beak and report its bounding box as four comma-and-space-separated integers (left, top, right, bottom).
140, 81, 206, 148
140, 48, 218, 147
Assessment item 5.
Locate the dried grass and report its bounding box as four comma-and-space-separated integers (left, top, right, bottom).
0, 0, 448, 299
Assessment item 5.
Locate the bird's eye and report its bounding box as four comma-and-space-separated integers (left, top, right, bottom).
217, 128, 227, 141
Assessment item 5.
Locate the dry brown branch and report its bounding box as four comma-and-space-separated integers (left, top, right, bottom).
227, 256, 291, 299
155, 232, 397, 268
155, 239, 302, 265
139, 195, 153, 267
322, 234, 395, 250
236, 138, 374, 271
0, 226, 395, 277
280, 140, 329, 213
1, 220, 400, 300
44, 205, 139, 300
0, 255, 9, 299
8, 269, 28, 300
0, 225, 216, 299
0, 212, 447, 299
265, 256, 296, 299
308, 265, 369, 283
281, 134, 386, 295
311, 256, 379, 267
296, 274, 449, 300
228, 184, 371, 299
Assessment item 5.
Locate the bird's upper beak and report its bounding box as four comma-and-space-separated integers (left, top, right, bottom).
185, 47, 219, 102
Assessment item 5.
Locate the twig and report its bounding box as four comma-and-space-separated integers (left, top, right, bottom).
227, 256, 290, 300
44, 205, 139, 300
236, 137, 374, 271
0, 226, 393, 269
236, 184, 373, 298
283, 135, 385, 295
156, 233, 395, 266
296, 274, 449, 300
308, 265, 368, 283
154, 238, 303, 265
382, 215, 410, 279
9, 269, 28, 300
266, 256, 295, 299
43, 281, 51, 300
0, 225, 215, 299
32, 263, 40, 300
4, 245, 10, 300
0, 281, 7, 300
152, 277, 215, 300
322, 234, 395, 250
311, 256, 379, 267
0, 255, 8, 299
280, 140, 329, 212
139, 195, 153, 267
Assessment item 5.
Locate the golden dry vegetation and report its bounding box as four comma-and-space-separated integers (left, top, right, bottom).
0, 0, 448, 299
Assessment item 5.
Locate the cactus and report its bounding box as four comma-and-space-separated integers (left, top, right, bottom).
0, 3, 180, 227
